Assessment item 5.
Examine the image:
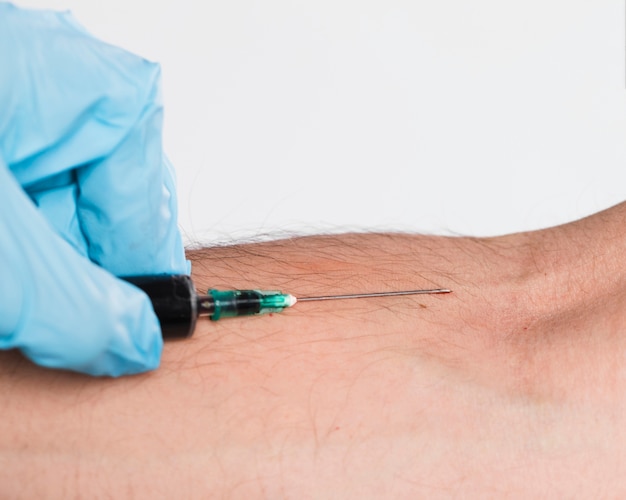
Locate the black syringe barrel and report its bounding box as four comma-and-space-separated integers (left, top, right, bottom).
122, 275, 197, 339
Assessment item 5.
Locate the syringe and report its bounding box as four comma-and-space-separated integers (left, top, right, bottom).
123, 275, 450, 339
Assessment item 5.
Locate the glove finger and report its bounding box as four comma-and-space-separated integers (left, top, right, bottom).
0, 5, 148, 183
0, 4, 187, 276
0, 159, 162, 376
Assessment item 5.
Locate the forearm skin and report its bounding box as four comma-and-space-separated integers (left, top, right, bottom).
2, 204, 626, 497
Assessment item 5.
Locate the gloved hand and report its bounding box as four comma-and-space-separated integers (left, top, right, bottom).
0, 3, 188, 376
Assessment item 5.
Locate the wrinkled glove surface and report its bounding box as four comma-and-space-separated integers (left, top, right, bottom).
0, 3, 188, 376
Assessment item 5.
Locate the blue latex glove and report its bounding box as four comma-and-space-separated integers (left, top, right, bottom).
0, 3, 188, 376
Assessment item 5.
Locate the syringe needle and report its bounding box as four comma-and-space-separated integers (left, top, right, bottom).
125, 274, 453, 339
296, 288, 451, 302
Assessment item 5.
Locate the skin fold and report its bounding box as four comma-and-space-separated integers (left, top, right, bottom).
2, 203, 626, 498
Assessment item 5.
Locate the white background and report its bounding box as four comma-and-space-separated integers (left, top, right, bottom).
13, 0, 626, 246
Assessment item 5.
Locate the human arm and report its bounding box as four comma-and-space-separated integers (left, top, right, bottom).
2, 202, 626, 497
